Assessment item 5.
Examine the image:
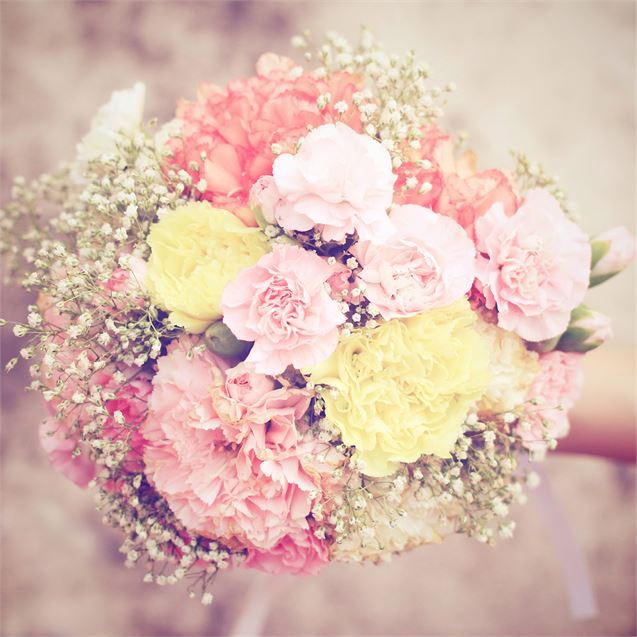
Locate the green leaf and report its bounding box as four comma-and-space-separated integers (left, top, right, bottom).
590, 239, 611, 270
589, 271, 617, 288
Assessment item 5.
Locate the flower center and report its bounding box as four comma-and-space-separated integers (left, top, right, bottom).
256, 275, 309, 340
384, 245, 443, 308
500, 235, 552, 300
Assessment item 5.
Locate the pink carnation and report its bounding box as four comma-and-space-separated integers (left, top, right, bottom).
221, 244, 345, 374
437, 169, 518, 241
475, 189, 591, 342
244, 528, 329, 575
212, 362, 307, 449
351, 204, 475, 320
272, 123, 396, 243
36, 305, 152, 481
142, 337, 334, 551
39, 416, 96, 488
521, 351, 583, 454
37, 293, 68, 330
167, 54, 361, 220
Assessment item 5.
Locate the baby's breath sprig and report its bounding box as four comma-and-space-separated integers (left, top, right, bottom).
0, 164, 73, 282
420, 412, 538, 544
96, 472, 240, 601
511, 150, 577, 221
328, 411, 538, 558
296, 28, 455, 166
1, 131, 244, 602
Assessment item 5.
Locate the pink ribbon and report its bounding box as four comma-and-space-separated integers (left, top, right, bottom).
527, 461, 598, 620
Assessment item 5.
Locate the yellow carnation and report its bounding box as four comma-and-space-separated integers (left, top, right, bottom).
310, 300, 490, 477
146, 202, 269, 333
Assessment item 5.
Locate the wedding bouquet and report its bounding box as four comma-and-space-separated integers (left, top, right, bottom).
2, 30, 634, 602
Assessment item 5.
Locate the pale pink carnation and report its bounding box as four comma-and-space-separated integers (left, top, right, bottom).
475, 189, 591, 342
244, 528, 329, 575
141, 336, 333, 551
272, 123, 396, 243
351, 204, 476, 320
580, 312, 613, 346
221, 245, 346, 374
212, 362, 307, 448
521, 351, 583, 453
560, 307, 613, 352
39, 416, 96, 488
166, 55, 361, 219
437, 169, 518, 241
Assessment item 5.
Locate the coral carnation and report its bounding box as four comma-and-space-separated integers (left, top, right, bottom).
166, 54, 361, 219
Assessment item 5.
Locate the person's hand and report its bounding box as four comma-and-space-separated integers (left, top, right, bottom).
559, 344, 636, 463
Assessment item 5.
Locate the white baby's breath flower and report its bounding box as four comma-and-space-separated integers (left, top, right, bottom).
13, 324, 28, 337
332, 477, 458, 563
334, 100, 349, 114
72, 391, 86, 404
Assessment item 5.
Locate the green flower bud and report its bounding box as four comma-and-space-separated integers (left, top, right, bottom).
204, 321, 252, 358
557, 304, 612, 353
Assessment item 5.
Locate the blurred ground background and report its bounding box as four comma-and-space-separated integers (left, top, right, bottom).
0, 1, 635, 636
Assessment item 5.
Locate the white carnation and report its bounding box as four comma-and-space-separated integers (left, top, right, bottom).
474, 319, 539, 414
76, 83, 146, 162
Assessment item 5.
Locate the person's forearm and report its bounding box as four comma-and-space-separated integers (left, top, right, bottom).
557, 345, 636, 463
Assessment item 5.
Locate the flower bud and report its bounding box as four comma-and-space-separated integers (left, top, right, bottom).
204, 321, 252, 358
590, 226, 636, 287
249, 175, 280, 227
557, 304, 613, 353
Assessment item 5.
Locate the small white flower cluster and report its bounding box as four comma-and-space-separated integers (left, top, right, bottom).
5, 136, 190, 418
96, 472, 237, 600
328, 411, 538, 562
511, 150, 577, 221
294, 28, 455, 166
2, 130, 245, 604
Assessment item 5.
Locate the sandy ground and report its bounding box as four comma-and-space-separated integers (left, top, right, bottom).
1, 2, 635, 636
